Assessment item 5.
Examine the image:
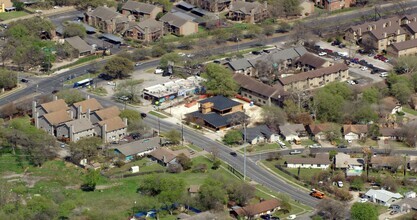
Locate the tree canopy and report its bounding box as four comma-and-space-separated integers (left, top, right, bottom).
56, 89, 85, 105
0, 69, 17, 90
261, 105, 287, 130
223, 130, 243, 145
63, 23, 86, 38
103, 56, 134, 79
201, 63, 238, 97
350, 203, 378, 220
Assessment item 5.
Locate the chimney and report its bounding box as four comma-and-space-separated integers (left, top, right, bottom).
77, 105, 82, 119
368, 25, 372, 31
87, 108, 91, 119
398, 29, 401, 35
102, 124, 107, 143
34, 111, 39, 128
358, 27, 362, 36
86, 94, 90, 99
69, 124, 74, 142
384, 32, 387, 38
32, 101, 37, 119
123, 118, 128, 126
388, 21, 391, 26
53, 95, 58, 101
70, 110, 74, 119
162, 155, 166, 163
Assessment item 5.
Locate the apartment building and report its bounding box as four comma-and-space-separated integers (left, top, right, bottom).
228, 1, 268, 24
121, 0, 162, 21
124, 19, 164, 42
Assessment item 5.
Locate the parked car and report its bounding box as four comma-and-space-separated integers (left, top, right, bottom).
359, 198, 367, 203
380, 72, 389, 77
324, 49, 333, 53
252, 51, 263, 55
338, 145, 347, 148
371, 68, 380, 74
135, 62, 142, 66
107, 81, 116, 86
130, 132, 141, 140
337, 181, 344, 188
287, 214, 297, 220
318, 51, 327, 56
309, 144, 322, 148
20, 78, 29, 83
230, 152, 237, 157
140, 113, 147, 118
289, 150, 301, 155
263, 49, 271, 53
359, 59, 367, 65
338, 44, 346, 48
331, 41, 341, 46
361, 66, 368, 71
213, 60, 221, 64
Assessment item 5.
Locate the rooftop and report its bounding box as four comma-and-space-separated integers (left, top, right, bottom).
334, 153, 364, 168
343, 124, 368, 135
94, 106, 121, 121
73, 98, 103, 114
188, 111, 248, 128
65, 36, 92, 54
233, 74, 282, 100
296, 53, 328, 68
278, 63, 349, 85
244, 125, 275, 142
390, 38, 417, 51
199, 95, 242, 111
143, 76, 204, 99
285, 157, 331, 165
234, 199, 280, 217
98, 117, 126, 132
43, 109, 72, 126
40, 99, 68, 113
64, 118, 94, 133
115, 137, 160, 156
365, 189, 403, 203
122, 0, 160, 14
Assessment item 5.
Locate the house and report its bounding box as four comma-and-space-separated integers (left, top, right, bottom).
313, 0, 355, 11
188, 185, 200, 197
90, 106, 120, 124
124, 19, 164, 42
84, 6, 131, 33
364, 189, 403, 206
96, 117, 128, 143
0, 0, 13, 12
295, 53, 330, 72
334, 153, 364, 176
277, 63, 349, 92
228, 1, 268, 24
227, 59, 254, 75
32, 98, 68, 118
56, 118, 95, 142
392, 198, 416, 213
285, 154, 331, 169
149, 147, 190, 166
343, 124, 368, 141
279, 124, 308, 142
379, 127, 401, 140
233, 73, 284, 106
70, 98, 103, 119
307, 123, 337, 140
114, 137, 160, 161
121, 0, 162, 21
159, 12, 198, 36
387, 38, 417, 57
371, 156, 405, 170
232, 199, 281, 219
243, 125, 279, 145
37, 110, 73, 135
64, 36, 93, 57
186, 96, 248, 131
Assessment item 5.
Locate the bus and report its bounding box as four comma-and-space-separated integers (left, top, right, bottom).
73, 78, 93, 88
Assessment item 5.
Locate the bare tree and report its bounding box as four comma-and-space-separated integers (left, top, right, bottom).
316, 199, 348, 220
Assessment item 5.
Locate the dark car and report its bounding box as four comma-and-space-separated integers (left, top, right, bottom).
140, 113, 147, 118
371, 69, 380, 74
338, 145, 347, 148
338, 44, 346, 48
213, 60, 221, 64
263, 49, 271, 53
20, 78, 29, 83
230, 152, 237, 157
252, 51, 262, 55
130, 132, 141, 140
357, 49, 366, 54
359, 59, 367, 65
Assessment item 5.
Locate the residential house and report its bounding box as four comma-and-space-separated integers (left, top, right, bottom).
307, 123, 336, 140
64, 36, 93, 57
243, 125, 279, 145
392, 198, 416, 213
232, 73, 284, 106
90, 106, 120, 124
313, 0, 355, 11
114, 137, 160, 161
159, 12, 198, 36
186, 96, 247, 131
37, 110, 73, 136
228, 1, 268, 24
232, 199, 281, 219
70, 98, 103, 119
285, 153, 331, 169
84, 6, 131, 33
0, 0, 13, 12
125, 19, 164, 42
364, 189, 403, 206
96, 117, 128, 143
185, 0, 231, 12
149, 147, 190, 166
371, 156, 405, 170
279, 124, 308, 142
387, 38, 417, 57
56, 118, 95, 142
379, 127, 401, 140
295, 53, 330, 72
227, 59, 254, 75
121, 0, 162, 21
334, 153, 364, 176
277, 63, 349, 92
343, 124, 368, 141
32, 98, 68, 118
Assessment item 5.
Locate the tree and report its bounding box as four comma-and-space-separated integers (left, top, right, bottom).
63, 23, 86, 38
119, 109, 141, 122
0, 69, 17, 90
201, 63, 238, 97
114, 79, 143, 104
227, 182, 255, 205
391, 82, 412, 104
13, 1, 24, 11
313, 89, 345, 122
198, 178, 227, 211
277, 21, 291, 33
322, 82, 352, 100
165, 129, 181, 144
178, 38, 195, 50
223, 130, 243, 145
151, 46, 166, 57
316, 199, 348, 220
350, 178, 364, 191
263, 25, 275, 37
351, 203, 378, 220
177, 153, 192, 170
329, 150, 338, 160
131, 48, 150, 61
368, 124, 380, 140
261, 105, 287, 130
103, 56, 134, 79
56, 89, 85, 105
362, 87, 381, 104
82, 169, 100, 191
284, 99, 301, 123
281, 0, 302, 16
69, 137, 102, 164
160, 52, 183, 68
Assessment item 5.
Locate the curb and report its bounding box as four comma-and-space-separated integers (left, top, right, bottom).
0, 84, 26, 99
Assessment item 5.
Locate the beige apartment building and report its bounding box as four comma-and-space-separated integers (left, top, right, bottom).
159, 12, 198, 36
387, 38, 417, 57
121, 0, 162, 21
277, 63, 349, 92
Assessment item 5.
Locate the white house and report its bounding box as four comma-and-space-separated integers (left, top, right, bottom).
285, 153, 331, 169
364, 189, 404, 206
343, 124, 368, 141
244, 125, 279, 145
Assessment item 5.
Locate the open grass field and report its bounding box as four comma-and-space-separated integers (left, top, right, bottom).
0, 11, 28, 21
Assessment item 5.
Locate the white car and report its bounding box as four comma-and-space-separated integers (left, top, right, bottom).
361, 66, 368, 71
154, 68, 164, 74
380, 72, 388, 77
337, 181, 344, 188
318, 52, 327, 56
107, 81, 116, 86
289, 150, 301, 155
359, 198, 368, 203
287, 215, 297, 220
347, 80, 356, 85
309, 143, 322, 148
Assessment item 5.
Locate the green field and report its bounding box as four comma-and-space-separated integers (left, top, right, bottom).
0, 11, 28, 21
149, 110, 168, 118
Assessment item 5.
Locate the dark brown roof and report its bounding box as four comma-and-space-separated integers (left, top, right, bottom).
230, 1, 266, 15
296, 53, 328, 68
368, 25, 406, 40
129, 18, 163, 33
234, 199, 280, 217
390, 38, 417, 51
278, 63, 348, 85
149, 147, 177, 163
87, 6, 122, 21
343, 124, 368, 135
308, 123, 334, 135
160, 12, 191, 27
285, 157, 331, 165
233, 74, 282, 99
404, 22, 417, 34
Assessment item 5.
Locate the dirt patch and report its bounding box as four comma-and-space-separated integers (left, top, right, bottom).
95, 182, 122, 190
65, 185, 81, 190
2, 172, 24, 179
2, 172, 45, 188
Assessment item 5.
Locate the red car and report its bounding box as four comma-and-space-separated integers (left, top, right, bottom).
324, 49, 333, 53
374, 55, 382, 59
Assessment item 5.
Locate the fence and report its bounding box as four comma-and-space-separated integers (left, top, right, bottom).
103, 170, 165, 179
275, 164, 300, 180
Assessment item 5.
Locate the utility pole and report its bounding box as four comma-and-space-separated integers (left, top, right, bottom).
243, 119, 247, 181
158, 117, 161, 135
181, 122, 184, 146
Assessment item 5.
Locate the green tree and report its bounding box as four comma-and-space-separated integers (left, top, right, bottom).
322, 82, 352, 100
350, 178, 364, 191
391, 82, 412, 104
63, 23, 86, 38
277, 21, 291, 32
281, 0, 302, 16
351, 203, 378, 220
201, 63, 238, 97
115, 79, 143, 104
227, 182, 255, 205
13, 1, 25, 11
69, 137, 102, 163
160, 52, 183, 68
329, 150, 338, 160
0, 69, 17, 90
352, 102, 378, 123
56, 89, 85, 105
362, 87, 380, 104
177, 153, 192, 170
313, 89, 345, 122
284, 99, 301, 122
368, 124, 380, 140
178, 38, 195, 50
151, 46, 166, 57
103, 56, 134, 79
131, 48, 150, 61
261, 105, 287, 130
198, 178, 227, 211
165, 129, 181, 144
119, 109, 141, 122
82, 170, 100, 191
223, 130, 243, 145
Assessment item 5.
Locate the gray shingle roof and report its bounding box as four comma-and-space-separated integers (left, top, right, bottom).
160, 12, 191, 27
296, 53, 328, 68
130, 18, 163, 33
249, 46, 307, 66
87, 6, 121, 21
228, 59, 252, 71
244, 125, 275, 142
365, 189, 403, 203
278, 63, 348, 85
64, 118, 94, 133
122, 0, 160, 14
230, 1, 265, 15
279, 124, 305, 137
115, 137, 160, 156
65, 36, 92, 54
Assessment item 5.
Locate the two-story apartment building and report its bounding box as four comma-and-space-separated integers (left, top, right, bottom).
295, 53, 330, 72
124, 18, 164, 42
159, 12, 198, 36
97, 117, 128, 143
313, 0, 355, 11
56, 118, 96, 142
185, 0, 231, 12
387, 38, 417, 57
277, 63, 349, 92
228, 1, 268, 24
121, 0, 162, 21
84, 6, 132, 33
70, 98, 103, 119
90, 106, 120, 124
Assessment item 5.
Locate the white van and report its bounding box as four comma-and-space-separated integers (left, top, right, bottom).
380, 72, 388, 77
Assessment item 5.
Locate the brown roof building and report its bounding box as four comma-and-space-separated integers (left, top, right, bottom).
84, 6, 131, 33
39, 99, 68, 114
42, 109, 72, 126
71, 98, 103, 119
343, 124, 368, 135
125, 18, 164, 42
295, 53, 330, 71
149, 147, 190, 166
93, 106, 120, 121
228, 1, 268, 24
121, 0, 162, 21
233, 199, 281, 218
159, 12, 198, 36
387, 38, 417, 57
65, 36, 93, 56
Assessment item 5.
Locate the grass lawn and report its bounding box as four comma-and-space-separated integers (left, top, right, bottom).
403, 107, 417, 116
87, 86, 107, 96
54, 55, 100, 72
0, 150, 31, 174
241, 143, 280, 154
261, 160, 309, 189
187, 144, 203, 152
0, 11, 28, 21
149, 111, 168, 118
103, 157, 165, 176
285, 168, 323, 182
300, 139, 315, 146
